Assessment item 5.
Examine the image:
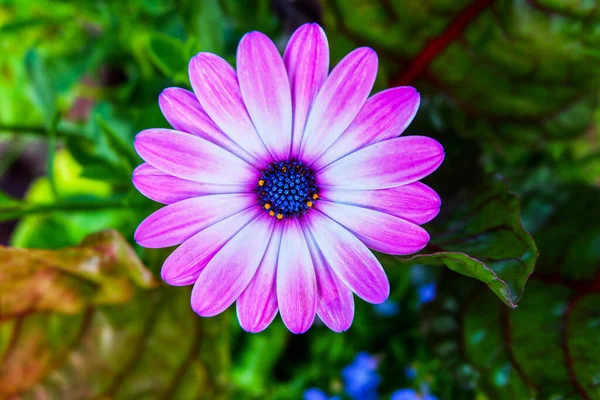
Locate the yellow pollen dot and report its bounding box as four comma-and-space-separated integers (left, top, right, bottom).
269, 211, 275, 217
282, 167, 287, 173
306, 201, 313, 207
264, 203, 271, 210
312, 194, 319, 200
258, 179, 265, 186
276, 213, 283, 220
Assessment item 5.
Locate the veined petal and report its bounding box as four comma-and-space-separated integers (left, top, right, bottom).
192, 214, 275, 317
305, 211, 389, 303
277, 219, 317, 334
158, 87, 256, 164
320, 182, 441, 225
237, 32, 292, 160
283, 23, 329, 158
299, 48, 378, 163
133, 163, 253, 204
134, 193, 256, 248
237, 225, 282, 333
317, 200, 430, 255
318, 136, 444, 190
134, 128, 258, 185
188, 53, 270, 162
313, 87, 420, 169
161, 207, 261, 286
304, 227, 354, 332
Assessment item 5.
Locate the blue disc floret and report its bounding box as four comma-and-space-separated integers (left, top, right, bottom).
257, 160, 319, 219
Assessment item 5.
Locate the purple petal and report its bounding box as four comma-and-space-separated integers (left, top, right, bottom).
188, 53, 270, 162
305, 211, 389, 303
161, 207, 261, 286
318, 136, 444, 190
133, 163, 252, 204
317, 201, 430, 255
191, 214, 275, 317
133, 193, 256, 248
320, 182, 441, 225
284, 23, 329, 158
304, 228, 354, 332
313, 87, 420, 169
158, 88, 256, 164
277, 219, 317, 334
299, 48, 378, 163
134, 128, 258, 185
237, 32, 292, 160
236, 225, 282, 332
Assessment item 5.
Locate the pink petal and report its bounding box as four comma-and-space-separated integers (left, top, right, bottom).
304, 229, 354, 332
191, 214, 275, 317
134, 128, 258, 185
237, 32, 292, 160
299, 48, 378, 164
134, 193, 256, 248
277, 219, 317, 334
133, 163, 252, 204
313, 87, 420, 169
158, 87, 256, 164
320, 182, 441, 225
305, 211, 389, 303
283, 23, 329, 158
236, 225, 282, 333
317, 201, 430, 255
161, 207, 261, 286
188, 53, 270, 162
318, 136, 444, 190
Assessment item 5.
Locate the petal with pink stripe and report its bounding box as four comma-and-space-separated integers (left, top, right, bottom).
318, 136, 444, 190
134, 193, 256, 248
158, 87, 255, 164
277, 219, 317, 334
237, 32, 292, 160
191, 214, 275, 317
299, 47, 378, 163
134, 129, 258, 185
317, 201, 430, 255
188, 53, 270, 162
320, 182, 441, 225
304, 228, 354, 332
305, 211, 389, 304
161, 208, 261, 286
237, 225, 282, 333
283, 23, 329, 157
133, 163, 252, 204
313, 87, 420, 169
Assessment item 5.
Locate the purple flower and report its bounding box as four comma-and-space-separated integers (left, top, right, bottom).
391, 389, 438, 400
132, 23, 444, 334
341, 352, 381, 400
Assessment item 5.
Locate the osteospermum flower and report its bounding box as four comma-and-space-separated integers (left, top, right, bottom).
132, 23, 444, 334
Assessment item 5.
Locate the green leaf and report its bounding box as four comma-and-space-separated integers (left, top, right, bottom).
322, 0, 600, 148
24, 50, 57, 125
146, 33, 187, 80
423, 184, 600, 400
176, 0, 225, 54
398, 183, 538, 308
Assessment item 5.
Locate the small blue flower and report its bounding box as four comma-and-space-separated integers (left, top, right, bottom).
304, 388, 333, 400
404, 366, 417, 380
417, 282, 437, 305
391, 388, 438, 400
341, 352, 381, 400
373, 300, 400, 317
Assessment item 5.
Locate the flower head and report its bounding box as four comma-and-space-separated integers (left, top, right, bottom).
132, 23, 444, 334
341, 352, 381, 400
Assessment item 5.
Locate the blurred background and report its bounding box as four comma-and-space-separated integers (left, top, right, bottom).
0, 0, 599, 399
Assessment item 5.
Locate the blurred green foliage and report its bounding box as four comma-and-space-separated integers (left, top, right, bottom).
0, 0, 599, 399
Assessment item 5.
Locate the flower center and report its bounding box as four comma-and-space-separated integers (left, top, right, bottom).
257, 160, 319, 220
